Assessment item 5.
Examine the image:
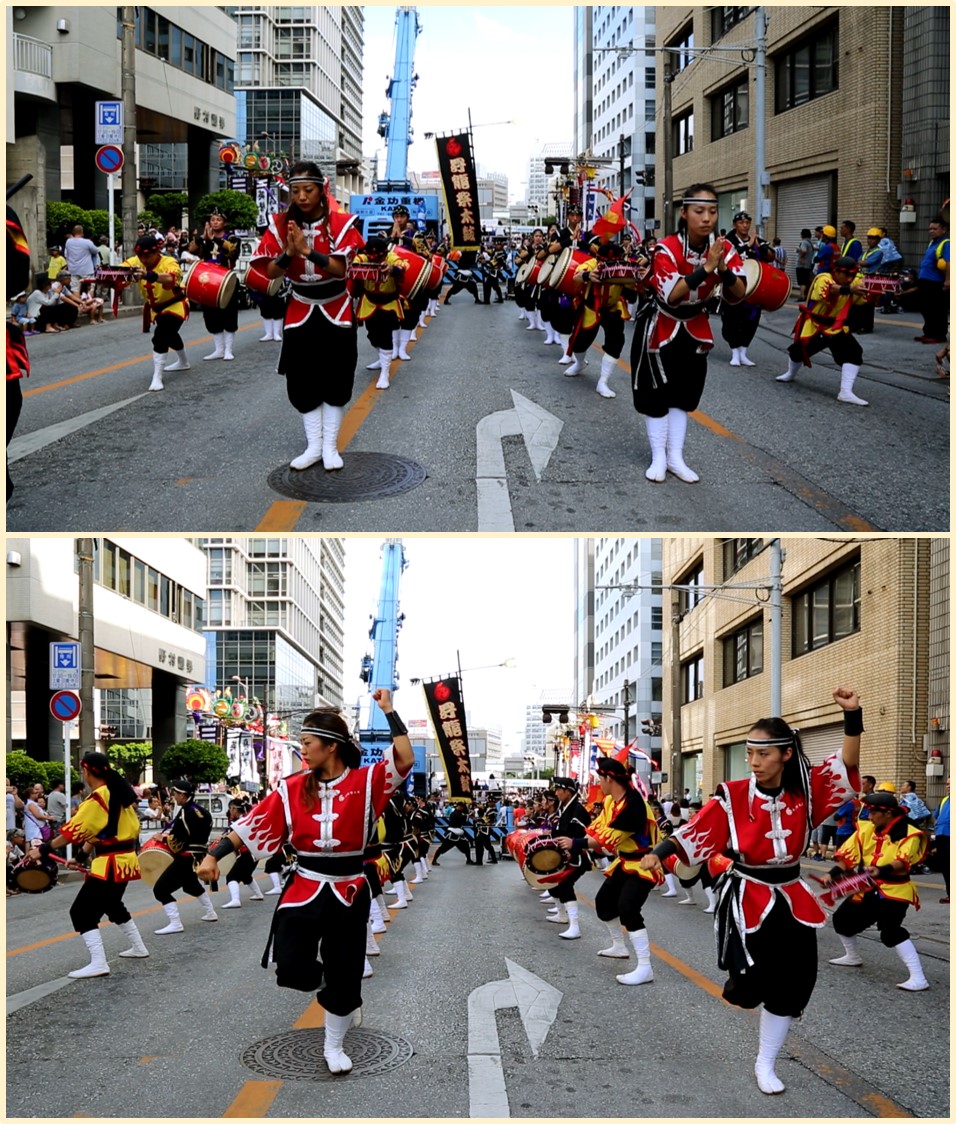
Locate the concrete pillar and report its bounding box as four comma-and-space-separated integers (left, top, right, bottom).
151, 671, 188, 775
6, 135, 48, 274
25, 625, 63, 762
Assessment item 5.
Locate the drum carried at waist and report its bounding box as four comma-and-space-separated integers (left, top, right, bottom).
11, 855, 59, 893
536, 254, 558, 288
860, 274, 902, 297
393, 246, 434, 301
739, 259, 791, 311
137, 836, 175, 886
183, 260, 239, 309
244, 257, 285, 298
504, 828, 573, 890
547, 248, 591, 297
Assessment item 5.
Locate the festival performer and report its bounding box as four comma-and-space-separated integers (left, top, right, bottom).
351, 235, 408, 390
514, 229, 546, 325
776, 255, 871, 405
197, 688, 413, 1076
152, 779, 218, 934
719, 210, 775, 367
563, 238, 643, 397
257, 161, 364, 471
441, 249, 482, 305
188, 208, 240, 362
641, 686, 862, 1095
630, 183, 747, 483
420, 233, 444, 322
219, 798, 265, 908
824, 790, 930, 991
430, 803, 475, 866
408, 794, 434, 883
541, 203, 588, 348
545, 777, 593, 939
7, 194, 32, 502
473, 799, 500, 866
387, 203, 412, 248
121, 232, 190, 392
381, 788, 416, 909
479, 237, 507, 304
395, 230, 431, 358
552, 758, 663, 980
27, 752, 149, 977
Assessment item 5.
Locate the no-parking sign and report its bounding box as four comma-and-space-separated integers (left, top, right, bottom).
95, 145, 124, 174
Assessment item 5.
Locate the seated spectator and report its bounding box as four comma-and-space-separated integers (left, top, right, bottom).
76, 279, 105, 324
51, 273, 84, 327
7, 828, 27, 894
9, 291, 37, 334
47, 246, 67, 279
25, 275, 75, 333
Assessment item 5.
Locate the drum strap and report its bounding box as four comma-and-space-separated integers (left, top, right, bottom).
92, 840, 137, 857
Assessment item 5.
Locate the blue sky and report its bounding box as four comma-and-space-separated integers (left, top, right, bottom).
361, 5, 575, 202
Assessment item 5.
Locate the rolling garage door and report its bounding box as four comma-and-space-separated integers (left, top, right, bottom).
798, 722, 844, 766
775, 175, 835, 288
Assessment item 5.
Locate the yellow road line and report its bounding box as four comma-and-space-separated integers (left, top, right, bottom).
222, 1080, 283, 1118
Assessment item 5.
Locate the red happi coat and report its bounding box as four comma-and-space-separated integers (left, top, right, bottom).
648, 234, 746, 351
670, 752, 860, 933
256, 210, 364, 329
232, 746, 410, 909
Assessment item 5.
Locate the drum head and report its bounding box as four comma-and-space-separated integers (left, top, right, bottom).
526, 842, 563, 873
742, 258, 762, 296
138, 840, 174, 886
216, 851, 236, 880
14, 864, 54, 893
537, 255, 556, 287
218, 271, 238, 308
673, 859, 702, 881
516, 260, 533, 285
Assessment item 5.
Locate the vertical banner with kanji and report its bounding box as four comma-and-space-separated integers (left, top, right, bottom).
422, 677, 473, 802
435, 132, 480, 250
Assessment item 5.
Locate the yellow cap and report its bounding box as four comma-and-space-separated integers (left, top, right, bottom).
876, 781, 896, 793
867, 227, 883, 237
822, 225, 837, 238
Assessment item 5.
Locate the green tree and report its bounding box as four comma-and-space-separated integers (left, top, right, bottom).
83, 209, 122, 244
136, 210, 164, 233
45, 201, 89, 247
147, 192, 189, 230
193, 190, 258, 232
37, 760, 80, 792
157, 740, 229, 785
6, 750, 45, 790
108, 742, 153, 784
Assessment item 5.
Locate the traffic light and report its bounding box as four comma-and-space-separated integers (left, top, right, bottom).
542, 706, 570, 724
544, 161, 571, 176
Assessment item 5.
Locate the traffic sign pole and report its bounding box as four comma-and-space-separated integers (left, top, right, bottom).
51, 691, 82, 864
108, 173, 116, 266
63, 721, 72, 863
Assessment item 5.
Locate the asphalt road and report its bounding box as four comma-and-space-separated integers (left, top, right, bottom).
6, 296, 948, 532
6, 856, 950, 1118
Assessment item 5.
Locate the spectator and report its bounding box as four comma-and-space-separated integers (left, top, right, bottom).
932, 776, 949, 903
809, 808, 838, 860
771, 237, 788, 271
9, 291, 37, 334
7, 828, 27, 894
51, 273, 84, 328
840, 220, 863, 262
858, 774, 877, 820
97, 235, 111, 269
899, 779, 932, 828
47, 246, 67, 279
833, 795, 859, 848
22, 784, 53, 844
6, 777, 23, 833
813, 225, 839, 275
26, 275, 69, 332
46, 780, 69, 834
77, 279, 105, 325
64, 225, 100, 292
70, 781, 85, 816
914, 215, 949, 345
795, 228, 815, 298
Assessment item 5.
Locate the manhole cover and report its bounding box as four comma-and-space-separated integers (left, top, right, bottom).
267, 452, 427, 503
240, 1027, 414, 1081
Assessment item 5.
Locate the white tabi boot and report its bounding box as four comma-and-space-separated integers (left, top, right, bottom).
155, 901, 184, 934
738, 346, 756, 366
164, 348, 190, 371
678, 885, 695, 905
644, 414, 668, 482
837, 363, 868, 406
729, 347, 741, 367
616, 929, 654, 985
525, 309, 537, 330
68, 929, 110, 978
375, 350, 393, 389
754, 1009, 791, 1094
363, 956, 374, 978
543, 319, 556, 344
396, 329, 413, 359
222, 881, 242, 908
517, 305, 527, 322
661, 872, 679, 897
409, 862, 424, 885
203, 333, 225, 361
266, 872, 283, 895
776, 358, 801, 382
546, 903, 569, 924
273, 318, 283, 340
222, 331, 235, 360
369, 897, 387, 934
198, 890, 218, 922
117, 919, 150, 958
703, 886, 718, 913
665, 407, 699, 483
289, 407, 323, 470
249, 878, 264, 901
539, 890, 554, 901
557, 334, 573, 363
596, 352, 617, 398
418, 311, 428, 329
376, 893, 393, 922
323, 1010, 355, 1074
391, 330, 400, 359
559, 900, 581, 940
400, 879, 413, 902
366, 920, 381, 956
564, 352, 582, 377
597, 921, 630, 958
894, 939, 930, 991
321, 404, 344, 470
388, 881, 408, 909
148, 353, 165, 392
259, 320, 272, 341
828, 933, 863, 967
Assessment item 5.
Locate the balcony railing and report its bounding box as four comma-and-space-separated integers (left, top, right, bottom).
14, 32, 53, 79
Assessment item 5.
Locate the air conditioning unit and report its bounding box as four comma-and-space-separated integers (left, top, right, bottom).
56, 17, 70, 32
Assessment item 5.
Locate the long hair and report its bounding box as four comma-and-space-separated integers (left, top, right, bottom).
81, 751, 138, 838
286, 161, 328, 225
748, 717, 810, 798
676, 182, 718, 237
300, 707, 361, 809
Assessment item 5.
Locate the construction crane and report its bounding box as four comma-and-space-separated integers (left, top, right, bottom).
357, 539, 408, 769
375, 6, 421, 192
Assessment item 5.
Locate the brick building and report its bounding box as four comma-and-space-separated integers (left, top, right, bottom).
654, 6, 949, 271
661, 537, 946, 806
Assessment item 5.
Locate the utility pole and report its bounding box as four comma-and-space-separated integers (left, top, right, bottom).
754, 7, 768, 238
670, 592, 683, 798
662, 58, 674, 235
77, 540, 96, 763
770, 538, 783, 717
619, 133, 626, 196
623, 679, 631, 744
121, 6, 138, 264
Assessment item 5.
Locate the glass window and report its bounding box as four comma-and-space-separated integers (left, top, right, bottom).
133, 559, 146, 604
183, 34, 195, 75
157, 15, 170, 61
711, 7, 749, 43
160, 575, 171, 618
144, 9, 156, 54
169, 25, 182, 67
722, 538, 763, 578
712, 79, 749, 140
775, 23, 838, 113
117, 549, 131, 598
723, 618, 764, 685
666, 23, 695, 73
181, 589, 193, 631
681, 654, 704, 704
678, 561, 705, 614
674, 110, 694, 155
792, 558, 861, 655
102, 541, 116, 590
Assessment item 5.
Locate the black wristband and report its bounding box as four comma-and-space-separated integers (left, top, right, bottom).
307, 250, 330, 269
875, 863, 897, 880
210, 836, 236, 860
37, 841, 52, 858
386, 710, 408, 737
275, 252, 293, 269
843, 707, 864, 736
652, 838, 679, 861
685, 266, 709, 290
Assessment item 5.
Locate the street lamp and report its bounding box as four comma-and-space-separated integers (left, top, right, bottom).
231, 675, 250, 699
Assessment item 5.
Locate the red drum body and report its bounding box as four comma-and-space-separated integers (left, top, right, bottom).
593, 263, 642, 285
138, 836, 176, 886
504, 829, 572, 889
741, 260, 791, 311
861, 274, 901, 297
393, 247, 431, 300
548, 248, 591, 297
183, 261, 238, 309
244, 257, 284, 298
518, 257, 547, 287
12, 856, 58, 893
663, 854, 702, 882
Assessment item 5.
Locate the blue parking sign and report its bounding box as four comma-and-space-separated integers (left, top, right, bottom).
95, 101, 124, 144
50, 641, 81, 690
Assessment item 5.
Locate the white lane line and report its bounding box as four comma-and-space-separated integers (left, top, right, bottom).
8, 393, 149, 462
7, 975, 76, 1015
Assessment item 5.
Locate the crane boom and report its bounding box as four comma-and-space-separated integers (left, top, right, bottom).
358, 539, 407, 763
375, 6, 421, 192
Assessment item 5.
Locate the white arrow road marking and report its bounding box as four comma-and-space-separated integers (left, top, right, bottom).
475, 391, 563, 531
7, 976, 76, 1015
467, 958, 562, 1117
7, 394, 150, 462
